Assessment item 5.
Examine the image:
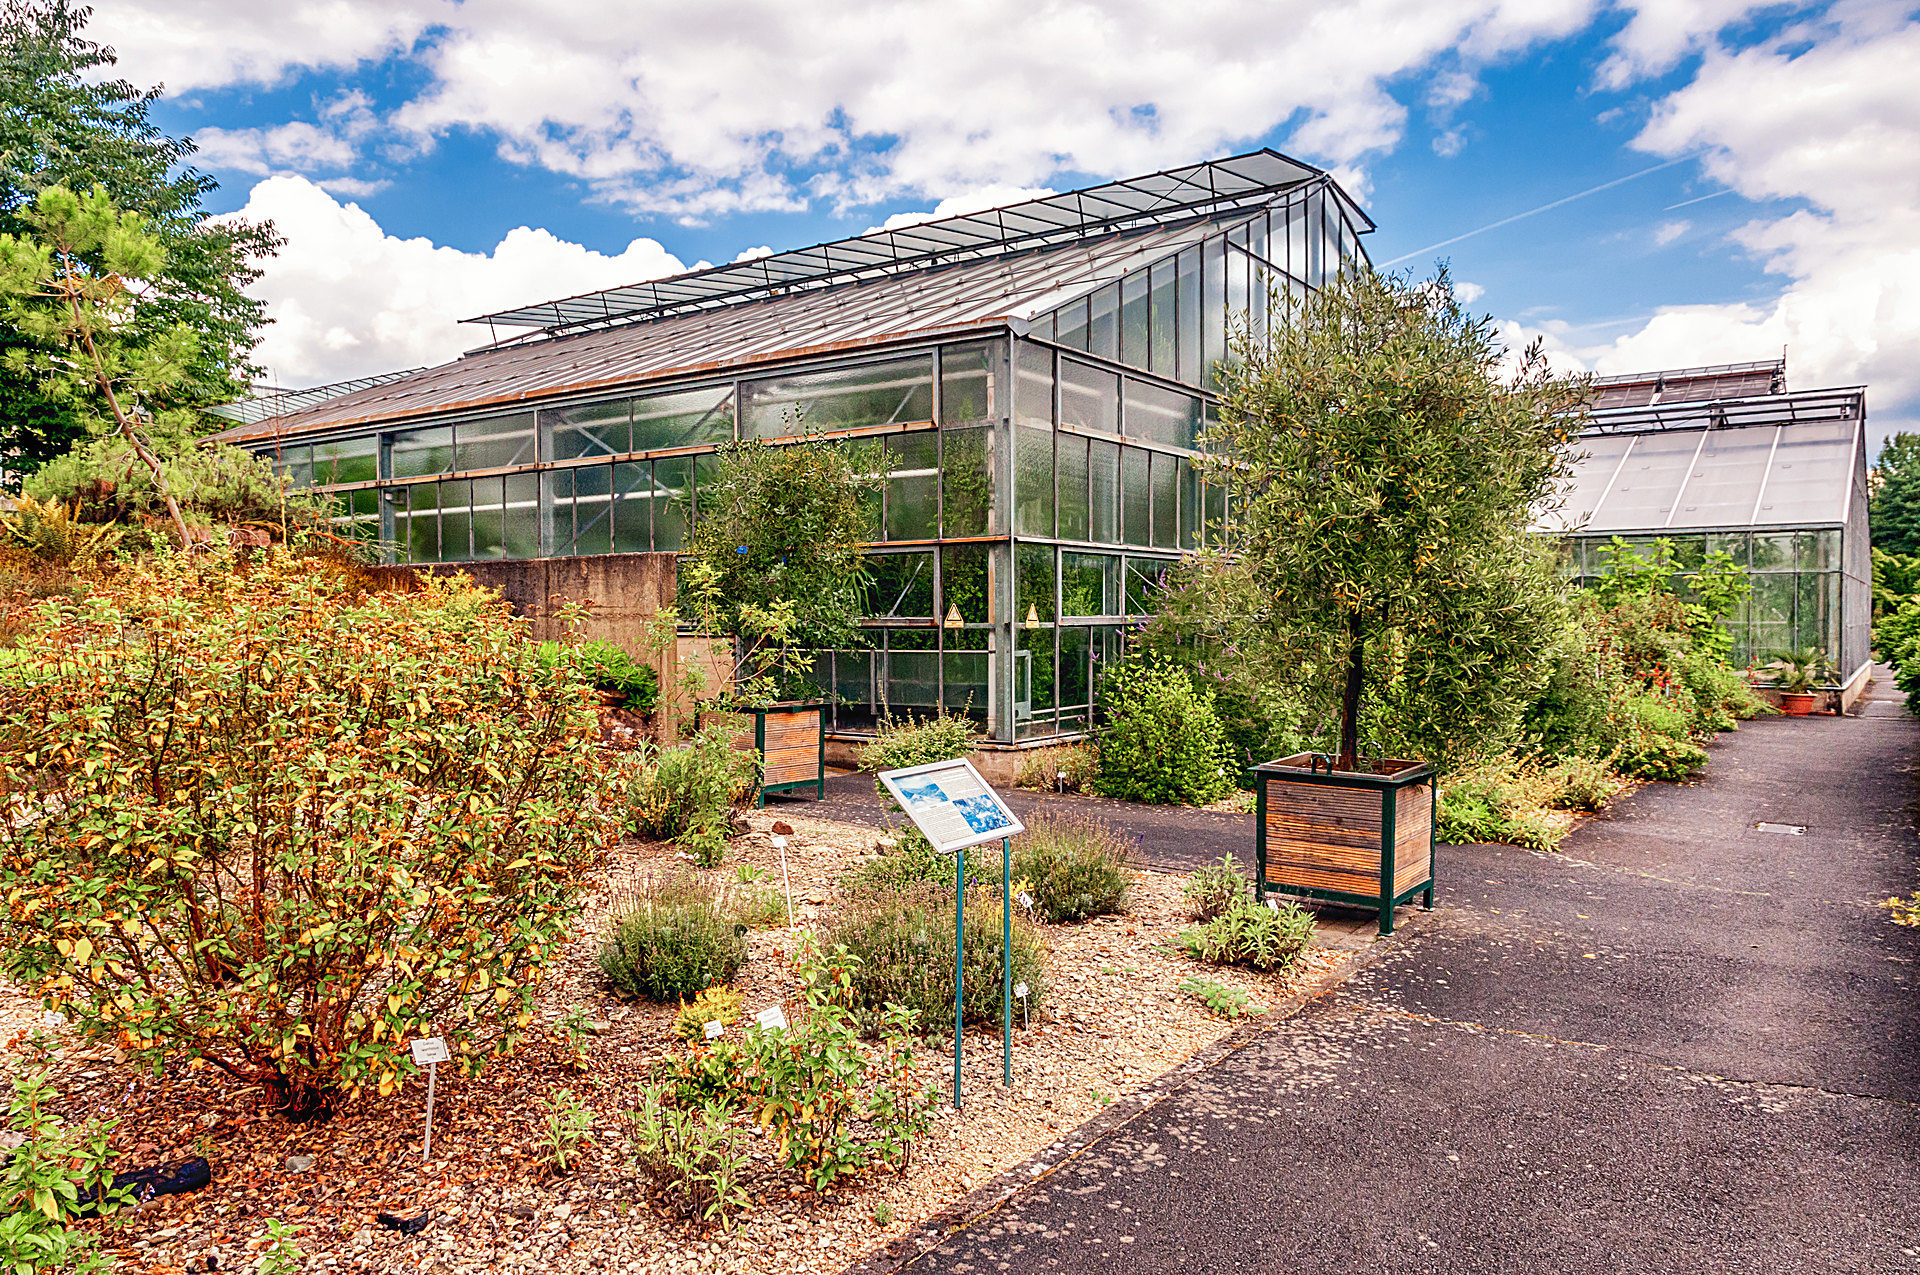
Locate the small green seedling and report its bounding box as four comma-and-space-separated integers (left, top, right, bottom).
1178, 975, 1267, 1020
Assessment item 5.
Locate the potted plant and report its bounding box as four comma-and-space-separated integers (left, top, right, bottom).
1767, 646, 1833, 716
1200, 269, 1587, 934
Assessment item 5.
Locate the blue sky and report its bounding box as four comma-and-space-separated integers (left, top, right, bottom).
93, 0, 1920, 446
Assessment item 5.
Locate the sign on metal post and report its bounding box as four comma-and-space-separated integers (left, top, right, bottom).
876, 759, 1026, 1109
409, 1036, 449, 1162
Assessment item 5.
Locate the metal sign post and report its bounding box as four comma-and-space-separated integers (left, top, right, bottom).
410, 1036, 449, 1162
876, 757, 1027, 1114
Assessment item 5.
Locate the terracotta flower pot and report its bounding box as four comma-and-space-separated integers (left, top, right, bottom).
1780, 691, 1817, 716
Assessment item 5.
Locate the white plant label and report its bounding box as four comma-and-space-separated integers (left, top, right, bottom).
1265, 898, 1281, 913
770, 834, 789, 850
1014, 982, 1029, 999
703, 1019, 725, 1040
409, 1036, 449, 1066
754, 1006, 789, 1032
1018, 891, 1034, 910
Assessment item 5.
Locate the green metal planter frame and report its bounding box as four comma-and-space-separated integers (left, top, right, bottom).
749, 702, 827, 806
1251, 754, 1437, 936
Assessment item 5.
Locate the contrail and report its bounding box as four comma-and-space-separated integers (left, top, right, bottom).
1664, 188, 1731, 211
1377, 154, 1696, 268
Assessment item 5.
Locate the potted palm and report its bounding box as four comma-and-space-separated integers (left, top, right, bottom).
1201, 269, 1587, 934
1767, 646, 1832, 716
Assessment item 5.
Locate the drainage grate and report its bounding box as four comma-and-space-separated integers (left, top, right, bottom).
1756, 822, 1806, 835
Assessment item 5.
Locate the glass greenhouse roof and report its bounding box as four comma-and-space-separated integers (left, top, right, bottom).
1537, 389, 1867, 535
467, 151, 1354, 337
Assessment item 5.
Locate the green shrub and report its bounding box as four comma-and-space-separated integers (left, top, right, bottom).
1178, 896, 1315, 973
1183, 856, 1250, 921
1615, 732, 1708, 782
541, 639, 658, 712
629, 1087, 754, 1229
626, 724, 758, 858
1013, 743, 1099, 793
859, 709, 977, 779
674, 986, 744, 1042
0, 551, 618, 1116
1435, 761, 1574, 851
1177, 975, 1266, 1020
599, 872, 750, 1003
1093, 658, 1234, 805
0, 1072, 121, 1269
538, 1088, 594, 1175
1011, 813, 1132, 924
1541, 754, 1624, 812
827, 881, 1047, 1032
847, 833, 988, 892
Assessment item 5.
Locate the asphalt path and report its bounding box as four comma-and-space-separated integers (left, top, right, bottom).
877, 686, 1920, 1274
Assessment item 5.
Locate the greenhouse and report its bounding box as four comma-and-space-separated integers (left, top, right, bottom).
1539, 360, 1871, 690
209, 150, 1373, 749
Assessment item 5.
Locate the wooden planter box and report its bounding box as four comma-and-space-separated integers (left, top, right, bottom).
748, 702, 826, 806
1251, 754, 1436, 936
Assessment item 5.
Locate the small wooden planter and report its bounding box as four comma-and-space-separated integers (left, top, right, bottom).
748, 702, 826, 806
1251, 754, 1436, 936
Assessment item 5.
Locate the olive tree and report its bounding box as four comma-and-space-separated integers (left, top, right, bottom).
1203, 268, 1587, 769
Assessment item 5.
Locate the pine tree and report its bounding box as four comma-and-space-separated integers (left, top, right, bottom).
1870, 433, 1920, 556
0, 0, 279, 478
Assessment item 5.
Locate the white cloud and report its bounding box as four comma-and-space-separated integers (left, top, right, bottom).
1589, 6, 1920, 441
88, 0, 451, 91
1652, 218, 1691, 246
731, 246, 774, 263
100, 0, 1603, 216
220, 176, 687, 387
1455, 280, 1486, 304
867, 186, 1056, 235
1594, 0, 1785, 89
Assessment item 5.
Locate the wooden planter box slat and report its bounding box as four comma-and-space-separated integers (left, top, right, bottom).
1252, 752, 1436, 936
749, 703, 826, 805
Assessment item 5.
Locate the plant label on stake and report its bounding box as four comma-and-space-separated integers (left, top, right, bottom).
409, 1036, 449, 1162
770, 821, 796, 928
753, 1006, 789, 1032
875, 759, 1026, 1109
1015, 981, 1029, 1031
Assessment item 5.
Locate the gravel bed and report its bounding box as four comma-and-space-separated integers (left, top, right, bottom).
14, 809, 1356, 1275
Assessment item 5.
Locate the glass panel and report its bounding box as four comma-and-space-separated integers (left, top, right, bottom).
1151, 451, 1178, 548
1015, 424, 1054, 538
652, 456, 692, 550
1666, 425, 1778, 528
1056, 297, 1089, 352
1148, 259, 1177, 377
1756, 419, 1855, 525
565, 464, 616, 556
1795, 572, 1834, 655
1748, 571, 1794, 656
437, 479, 472, 561
1058, 625, 1090, 731
391, 426, 454, 479
1284, 195, 1308, 283
1027, 313, 1055, 343
469, 476, 505, 559
1548, 433, 1636, 534
631, 384, 733, 451
1181, 458, 1202, 549
1057, 435, 1090, 542
741, 355, 934, 439
1227, 245, 1251, 353
456, 413, 536, 472
270, 444, 312, 488
609, 461, 651, 553
1124, 379, 1200, 449
942, 650, 989, 728
502, 472, 539, 558
1125, 557, 1168, 615
885, 648, 942, 719
1751, 532, 1795, 572
868, 551, 935, 618
1796, 529, 1839, 571
1090, 438, 1120, 544
310, 435, 379, 486
1121, 447, 1150, 546
1204, 474, 1226, 546
1058, 359, 1119, 434
1201, 236, 1226, 390
1062, 551, 1119, 617
1088, 283, 1119, 362
940, 426, 994, 537
940, 342, 998, 426
1175, 247, 1200, 385
1120, 270, 1149, 370
1018, 543, 1057, 624
1248, 258, 1269, 350
548, 400, 630, 461
404, 484, 438, 563
941, 544, 991, 624
1013, 340, 1052, 428
1588, 431, 1703, 532
886, 432, 940, 541
692, 452, 722, 528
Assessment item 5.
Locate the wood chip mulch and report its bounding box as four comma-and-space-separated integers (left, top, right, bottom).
13, 810, 1358, 1275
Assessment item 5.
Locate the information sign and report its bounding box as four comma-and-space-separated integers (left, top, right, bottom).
409, 1036, 449, 1065
877, 759, 1025, 854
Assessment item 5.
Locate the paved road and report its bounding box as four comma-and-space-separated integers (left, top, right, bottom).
884, 688, 1920, 1274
